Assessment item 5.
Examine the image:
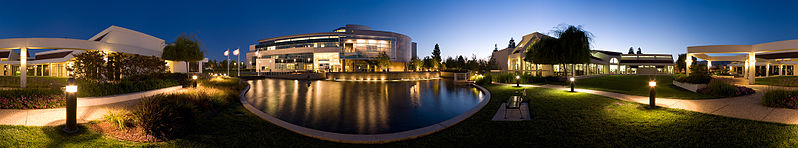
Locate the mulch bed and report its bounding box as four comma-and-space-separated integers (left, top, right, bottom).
88, 121, 162, 143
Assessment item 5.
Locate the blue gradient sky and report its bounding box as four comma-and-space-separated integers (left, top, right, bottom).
1, 0, 796, 61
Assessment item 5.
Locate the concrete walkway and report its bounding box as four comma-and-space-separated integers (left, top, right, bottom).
0, 86, 183, 126
500, 83, 798, 124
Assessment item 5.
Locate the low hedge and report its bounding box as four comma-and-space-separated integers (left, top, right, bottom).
0, 88, 65, 109
697, 80, 755, 97
77, 73, 189, 97
763, 89, 798, 109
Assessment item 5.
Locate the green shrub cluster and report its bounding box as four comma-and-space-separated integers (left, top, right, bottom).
0, 88, 63, 98
699, 81, 738, 97
763, 89, 798, 109
675, 63, 711, 84
120, 77, 242, 140
77, 73, 189, 97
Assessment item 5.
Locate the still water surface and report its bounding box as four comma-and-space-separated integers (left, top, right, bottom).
245, 79, 485, 134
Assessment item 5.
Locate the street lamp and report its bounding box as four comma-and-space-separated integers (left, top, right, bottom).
647, 81, 657, 109
569, 77, 575, 92
63, 78, 78, 133
515, 75, 520, 87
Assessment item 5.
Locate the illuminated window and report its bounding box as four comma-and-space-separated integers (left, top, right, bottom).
610, 58, 619, 64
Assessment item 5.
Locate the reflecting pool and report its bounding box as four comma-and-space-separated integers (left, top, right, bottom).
245, 78, 485, 134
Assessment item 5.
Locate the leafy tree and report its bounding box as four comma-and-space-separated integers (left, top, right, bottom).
628, 47, 634, 54
432, 44, 442, 62
162, 34, 204, 73
487, 55, 498, 70
120, 54, 167, 76
675, 53, 697, 73
456, 55, 466, 69
220, 59, 228, 71
636, 47, 642, 54
376, 52, 391, 72
421, 56, 434, 71
525, 25, 592, 77
69, 51, 105, 80
508, 38, 516, 48
410, 57, 423, 71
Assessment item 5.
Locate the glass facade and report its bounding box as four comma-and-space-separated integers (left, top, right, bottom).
341, 37, 395, 59
273, 53, 314, 71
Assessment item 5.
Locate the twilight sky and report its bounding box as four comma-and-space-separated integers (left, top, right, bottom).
1, 0, 797, 61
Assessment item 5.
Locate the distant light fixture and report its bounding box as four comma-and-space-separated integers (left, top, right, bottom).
649, 81, 657, 87
192, 75, 198, 80
570, 77, 575, 82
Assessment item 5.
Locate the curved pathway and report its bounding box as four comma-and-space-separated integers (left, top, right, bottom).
499, 83, 798, 124
240, 83, 492, 144
0, 86, 183, 126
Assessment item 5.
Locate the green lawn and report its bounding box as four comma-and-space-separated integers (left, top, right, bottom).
568, 75, 717, 99
756, 76, 798, 87
4, 84, 798, 147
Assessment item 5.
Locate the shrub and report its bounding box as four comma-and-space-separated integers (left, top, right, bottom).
763, 89, 798, 109
104, 111, 132, 130
675, 63, 711, 84
697, 80, 755, 97
133, 94, 196, 140
473, 74, 492, 86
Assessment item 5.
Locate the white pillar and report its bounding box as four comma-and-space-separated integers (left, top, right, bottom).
766, 63, 770, 77
707, 60, 712, 70
20, 47, 27, 88
685, 53, 693, 75
780, 64, 784, 75
748, 52, 756, 85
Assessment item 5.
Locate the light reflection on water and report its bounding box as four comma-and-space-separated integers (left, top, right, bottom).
245, 78, 484, 134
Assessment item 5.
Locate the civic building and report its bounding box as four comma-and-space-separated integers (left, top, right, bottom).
492, 32, 674, 76
246, 25, 416, 72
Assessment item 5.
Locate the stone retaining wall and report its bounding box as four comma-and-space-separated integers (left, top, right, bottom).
326, 72, 439, 81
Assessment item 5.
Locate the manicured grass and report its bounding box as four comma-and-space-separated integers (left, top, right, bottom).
5, 84, 798, 146
756, 76, 798, 87
568, 75, 717, 99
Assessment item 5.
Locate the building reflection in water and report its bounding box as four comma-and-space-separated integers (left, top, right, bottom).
245, 79, 483, 134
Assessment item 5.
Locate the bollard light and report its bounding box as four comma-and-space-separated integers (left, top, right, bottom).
63, 78, 78, 133
569, 77, 575, 92
515, 75, 520, 87
192, 75, 198, 88
647, 81, 657, 109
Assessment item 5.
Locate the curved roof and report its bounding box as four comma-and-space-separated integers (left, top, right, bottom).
0, 26, 165, 57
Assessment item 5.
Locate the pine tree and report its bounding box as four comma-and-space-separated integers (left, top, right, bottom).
628, 47, 634, 54
637, 47, 642, 54
432, 44, 442, 62
508, 38, 516, 48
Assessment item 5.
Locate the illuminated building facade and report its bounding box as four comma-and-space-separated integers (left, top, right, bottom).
247, 25, 416, 72
492, 32, 674, 76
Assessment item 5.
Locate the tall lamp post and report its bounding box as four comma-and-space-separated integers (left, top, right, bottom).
224, 49, 230, 76
515, 75, 520, 87
234, 48, 240, 76
63, 78, 78, 133
256, 50, 261, 76
569, 77, 575, 92
647, 81, 657, 109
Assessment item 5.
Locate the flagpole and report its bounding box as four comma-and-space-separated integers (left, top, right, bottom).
236, 47, 240, 77
226, 48, 230, 76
